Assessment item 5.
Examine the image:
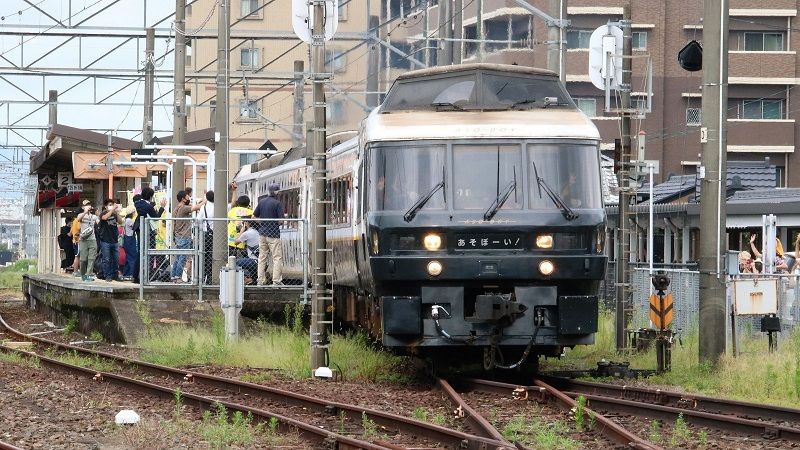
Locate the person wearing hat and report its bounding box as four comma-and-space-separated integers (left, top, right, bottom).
253, 183, 285, 285
76, 200, 100, 281
750, 234, 789, 273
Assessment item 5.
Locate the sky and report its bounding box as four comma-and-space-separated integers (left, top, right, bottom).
0, 0, 179, 197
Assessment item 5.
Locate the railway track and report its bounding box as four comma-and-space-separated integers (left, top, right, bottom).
0, 313, 511, 450
0, 441, 23, 450
461, 376, 800, 444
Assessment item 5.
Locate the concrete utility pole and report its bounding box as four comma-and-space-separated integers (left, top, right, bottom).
547, 0, 567, 81
48, 90, 57, 126
366, 16, 380, 108
309, 0, 329, 373
476, 0, 484, 61
212, 0, 230, 283
437, 0, 449, 65
172, 0, 187, 199
615, 2, 634, 351
698, 0, 729, 363
292, 60, 305, 149
142, 28, 155, 146
452, 0, 463, 64
423, 0, 430, 66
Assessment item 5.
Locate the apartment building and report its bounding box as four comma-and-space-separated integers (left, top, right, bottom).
185, 0, 800, 186
185, 0, 381, 173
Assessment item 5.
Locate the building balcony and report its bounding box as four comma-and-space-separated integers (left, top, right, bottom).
727, 119, 795, 153
728, 51, 796, 81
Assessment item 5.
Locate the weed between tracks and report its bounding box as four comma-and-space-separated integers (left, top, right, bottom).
137, 312, 411, 382
0, 351, 39, 368
501, 415, 579, 450
549, 309, 800, 408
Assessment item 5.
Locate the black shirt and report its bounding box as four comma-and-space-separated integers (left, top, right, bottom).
97, 213, 119, 243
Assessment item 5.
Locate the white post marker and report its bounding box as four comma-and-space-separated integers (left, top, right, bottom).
219, 256, 243, 341
648, 162, 654, 328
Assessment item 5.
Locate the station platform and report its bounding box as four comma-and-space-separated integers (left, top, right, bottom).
22, 273, 305, 345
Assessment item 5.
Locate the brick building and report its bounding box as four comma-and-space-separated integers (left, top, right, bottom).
184, 0, 800, 186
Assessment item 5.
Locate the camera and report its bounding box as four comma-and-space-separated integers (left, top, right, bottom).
651, 272, 670, 291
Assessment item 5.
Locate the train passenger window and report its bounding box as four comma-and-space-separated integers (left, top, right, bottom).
277, 188, 300, 227
453, 145, 523, 211
528, 144, 602, 210
369, 145, 446, 212
327, 175, 352, 225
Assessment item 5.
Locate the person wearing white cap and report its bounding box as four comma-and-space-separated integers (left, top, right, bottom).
76, 200, 100, 281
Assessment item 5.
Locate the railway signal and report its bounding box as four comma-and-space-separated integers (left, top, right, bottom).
650, 273, 674, 373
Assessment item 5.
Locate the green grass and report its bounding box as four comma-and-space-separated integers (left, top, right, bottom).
198, 403, 265, 450
501, 416, 579, 450
50, 349, 117, 372
138, 312, 412, 382
549, 309, 800, 408
0, 350, 40, 368
0, 259, 36, 290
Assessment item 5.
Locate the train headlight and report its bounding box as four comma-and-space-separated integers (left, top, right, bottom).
538, 260, 555, 276
427, 260, 443, 276
535, 233, 554, 249
423, 233, 443, 251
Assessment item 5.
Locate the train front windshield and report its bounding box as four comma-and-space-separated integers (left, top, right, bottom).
368, 142, 601, 212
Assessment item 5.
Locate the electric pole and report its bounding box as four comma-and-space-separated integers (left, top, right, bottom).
437, 0, 449, 65
212, 0, 230, 283
143, 28, 155, 147
547, 0, 566, 81
366, 16, 380, 108
309, 0, 329, 373
476, 0, 483, 61
698, 0, 729, 363
172, 0, 187, 198
615, 2, 633, 351
423, 0, 430, 66
452, 0, 462, 64
293, 60, 305, 149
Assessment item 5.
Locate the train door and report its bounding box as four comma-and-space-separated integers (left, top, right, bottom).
352, 158, 365, 288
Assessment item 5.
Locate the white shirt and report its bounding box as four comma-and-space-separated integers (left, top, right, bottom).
197, 201, 214, 231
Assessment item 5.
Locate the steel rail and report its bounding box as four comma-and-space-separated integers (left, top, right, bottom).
0, 441, 23, 450
0, 345, 386, 450
539, 375, 800, 426
459, 378, 662, 450
435, 378, 514, 448
0, 314, 508, 450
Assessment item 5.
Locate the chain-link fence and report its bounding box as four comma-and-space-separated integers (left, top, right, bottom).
139, 217, 308, 297
606, 259, 800, 345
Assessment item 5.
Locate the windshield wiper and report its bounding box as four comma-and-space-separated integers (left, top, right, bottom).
431, 101, 464, 111
532, 161, 578, 221
404, 168, 446, 223
483, 168, 517, 222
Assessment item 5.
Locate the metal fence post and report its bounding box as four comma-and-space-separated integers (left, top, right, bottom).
138, 216, 145, 302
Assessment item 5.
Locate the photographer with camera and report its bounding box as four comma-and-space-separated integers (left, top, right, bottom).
76, 200, 100, 282
98, 199, 122, 282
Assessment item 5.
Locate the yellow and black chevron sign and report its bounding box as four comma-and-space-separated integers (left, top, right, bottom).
649, 293, 674, 330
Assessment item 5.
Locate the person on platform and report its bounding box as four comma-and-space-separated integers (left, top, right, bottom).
750, 234, 789, 273
122, 211, 137, 280
58, 217, 74, 273
234, 220, 260, 284
68, 210, 81, 276
171, 190, 205, 282
253, 183, 284, 286
97, 199, 122, 282
227, 194, 253, 258
133, 187, 167, 284
76, 200, 99, 282
196, 190, 215, 284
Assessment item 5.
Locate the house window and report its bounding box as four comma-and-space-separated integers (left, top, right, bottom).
338, 1, 348, 21
686, 107, 701, 126
739, 99, 783, 120
241, 0, 259, 17
632, 31, 647, 50
240, 47, 259, 68
239, 153, 258, 167
325, 48, 347, 73
464, 15, 532, 57
743, 32, 784, 51
239, 99, 258, 119
574, 98, 596, 117
326, 99, 345, 124
566, 30, 592, 49
632, 97, 648, 111
384, 42, 413, 69
464, 25, 478, 58
777, 166, 786, 187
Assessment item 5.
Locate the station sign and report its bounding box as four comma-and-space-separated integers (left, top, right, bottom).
67, 184, 83, 193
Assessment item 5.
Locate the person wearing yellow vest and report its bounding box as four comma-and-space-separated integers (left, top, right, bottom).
228, 195, 253, 258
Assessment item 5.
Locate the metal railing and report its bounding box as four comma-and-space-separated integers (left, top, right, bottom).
139, 216, 308, 302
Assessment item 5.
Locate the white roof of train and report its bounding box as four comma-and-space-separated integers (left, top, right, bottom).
362, 108, 600, 143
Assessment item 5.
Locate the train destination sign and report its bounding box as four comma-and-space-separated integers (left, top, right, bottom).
455, 234, 523, 249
